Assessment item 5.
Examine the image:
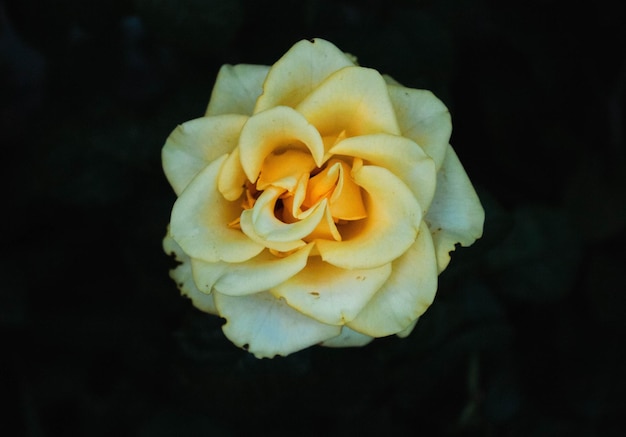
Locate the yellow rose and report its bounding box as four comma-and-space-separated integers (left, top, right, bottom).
162, 39, 484, 358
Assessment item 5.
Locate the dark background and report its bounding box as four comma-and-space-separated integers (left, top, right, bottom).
2, 0, 625, 435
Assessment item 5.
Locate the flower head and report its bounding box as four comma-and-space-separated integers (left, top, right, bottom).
163, 39, 484, 358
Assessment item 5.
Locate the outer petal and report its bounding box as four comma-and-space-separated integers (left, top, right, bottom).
239, 106, 325, 181
329, 134, 436, 213
214, 291, 341, 358
170, 155, 265, 263
162, 115, 248, 195
162, 234, 218, 315
206, 64, 270, 116
316, 165, 421, 269
321, 326, 374, 348
387, 85, 451, 170
347, 221, 438, 337
270, 256, 392, 325
190, 244, 314, 296
254, 38, 355, 112
425, 145, 485, 272
296, 66, 401, 137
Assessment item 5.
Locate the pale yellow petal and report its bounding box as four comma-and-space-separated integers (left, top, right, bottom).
387, 85, 451, 170
396, 319, 418, 338
206, 64, 270, 116
256, 149, 316, 191
425, 145, 485, 272
329, 134, 436, 213
347, 222, 438, 337
245, 186, 328, 244
162, 233, 218, 315
321, 326, 374, 348
190, 244, 314, 296
162, 115, 248, 195
296, 66, 401, 137
316, 165, 421, 269
217, 146, 247, 201
214, 291, 341, 358
254, 38, 355, 112
169, 155, 265, 263
271, 256, 391, 325
239, 106, 325, 182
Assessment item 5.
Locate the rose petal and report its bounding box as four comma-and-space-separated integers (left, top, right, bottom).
206, 64, 270, 116
242, 186, 328, 243
170, 155, 265, 263
239, 106, 325, 182
214, 291, 341, 358
396, 319, 418, 338
387, 85, 451, 170
162, 115, 248, 195
316, 165, 421, 269
162, 233, 218, 315
347, 222, 438, 337
329, 134, 436, 213
425, 145, 485, 272
254, 38, 355, 112
296, 66, 401, 137
270, 256, 392, 325
217, 146, 248, 201
190, 244, 314, 296
256, 149, 316, 191
320, 327, 374, 348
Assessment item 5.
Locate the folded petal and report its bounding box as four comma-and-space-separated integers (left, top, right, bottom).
242, 186, 328, 243
217, 146, 247, 201
347, 221, 438, 337
296, 66, 401, 137
387, 85, 451, 170
425, 145, 485, 272
214, 291, 341, 358
162, 233, 218, 315
254, 38, 355, 112
170, 155, 265, 263
162, 115, 248, 195
191, 244, 314, 296
239, 106, 325, 182
321, 326, 374, 348
271, 256, 392, 325
206, 64, 270, 116
329, 134, 436, 213
316, 165, 421, 269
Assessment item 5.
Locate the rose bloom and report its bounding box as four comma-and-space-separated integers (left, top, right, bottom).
162, 39, 484, 358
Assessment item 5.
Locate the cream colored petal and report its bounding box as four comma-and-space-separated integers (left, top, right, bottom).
217, 146, 248, 201
396, 319, 418, 338
239, 106, 325, 182
329, 134, 436, 213
347, 221, 438, 337
162, 233, 218, 315
254, 38, 355, 112
425, 145, 485, 272
387, 85, 451, 170
270, 256, 392, 325
214, 291, 341, 358
256, 149, 316, 191
320, 326, 374, 348
190, 243, 314, 296
162, 115, 248, 195
206, 64, 270, 116
296, 66, 401, 137
170, 155, 265, 263
316, 165, 421, 269
239, 209, 307, 253
243, 186, 328, 243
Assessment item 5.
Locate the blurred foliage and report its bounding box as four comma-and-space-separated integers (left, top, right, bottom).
1, 0, 625, 435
